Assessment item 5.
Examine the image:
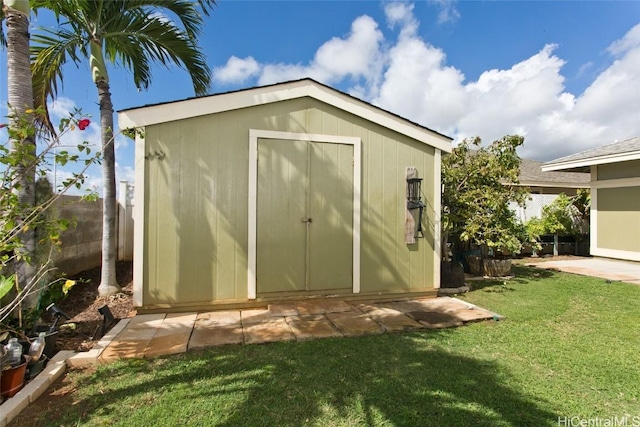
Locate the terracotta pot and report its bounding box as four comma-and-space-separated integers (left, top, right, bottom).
1, 356, 27, 399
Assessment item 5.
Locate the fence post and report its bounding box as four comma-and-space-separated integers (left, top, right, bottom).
118, 181, 134, 261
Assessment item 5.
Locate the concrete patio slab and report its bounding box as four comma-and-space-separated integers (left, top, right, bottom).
243, 318, 296, 344
365, 307, 424, 332
115, 325, 158, 341
352, 303, 379, 314
128, 313, 166, 327
145, 333, 191, 358
450, 307, 495, 322
297, 314, 326, 321
286, 316, 343, 341
189, 325, 243, 349
89, 297, 502, 360
196, 310, 242, 327
379, 299, 442, 314
326, 311, 384, 337
164, 312, 198, 325
241, 309, 273, 325
99, 339, 150, 361
407, 310, 464, 329
269, 303, 299, 317
527, 257, 640, 285
297, 300, 353, 315
141, 314, 195, 358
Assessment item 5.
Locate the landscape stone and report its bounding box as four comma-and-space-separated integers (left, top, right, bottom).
243, 318, 296, 344
326, 311, 384, 337
268, 303, 299, 317
241, 309, 274, 325
189, 325, 243, 349
196, 310, 241, 327
286, 316, 343, 341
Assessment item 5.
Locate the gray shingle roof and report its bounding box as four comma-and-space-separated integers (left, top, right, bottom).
544, 136, 640, 167
520, 158, 589, 186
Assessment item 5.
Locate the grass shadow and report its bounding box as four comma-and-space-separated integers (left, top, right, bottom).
467, 264, 556, 293
30, 331, 558, 426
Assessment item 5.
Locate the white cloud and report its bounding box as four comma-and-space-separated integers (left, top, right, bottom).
608, 23, 640, 56
215, 15, 384, 92
429, 0, 460, 24
213, 56, 260, 84
385, 2, 418, 34
214, 7, 640, 162
374, 4, 467, 135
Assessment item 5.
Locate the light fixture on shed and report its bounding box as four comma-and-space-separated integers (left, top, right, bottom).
406, 177, 425, 238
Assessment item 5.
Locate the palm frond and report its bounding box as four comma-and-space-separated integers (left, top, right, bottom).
102, 6, 211, 94
0, 7, 5, 48
31, 0, 212, 102
31, 27, 87, 135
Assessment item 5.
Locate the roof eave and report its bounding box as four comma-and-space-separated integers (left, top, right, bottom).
516, 180, 590, 189
542, 151, 640, 172
117, 79, 453, 153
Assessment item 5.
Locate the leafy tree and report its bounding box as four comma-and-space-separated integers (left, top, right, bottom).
31, 0, 215, 296
442, 135, 529, 260
525, 190, 591, 243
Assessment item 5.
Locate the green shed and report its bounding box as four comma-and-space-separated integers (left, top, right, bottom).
118, 79, 452, 311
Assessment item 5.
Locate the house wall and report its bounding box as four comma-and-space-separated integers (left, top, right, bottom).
511, 187, 584, 223
141, 97, 438, 307
596, 187, 640, 253
596, 160, 640, 180
591, 162, 640, 261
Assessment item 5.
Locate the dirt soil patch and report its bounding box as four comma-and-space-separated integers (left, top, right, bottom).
4, 263, 134, 426
47, 261, 135, 352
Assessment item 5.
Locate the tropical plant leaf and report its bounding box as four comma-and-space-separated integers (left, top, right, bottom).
0, 274, 16, 300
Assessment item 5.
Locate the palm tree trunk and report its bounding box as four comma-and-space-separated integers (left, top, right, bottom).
96, 79, 120, 296
5, 2, 36, 304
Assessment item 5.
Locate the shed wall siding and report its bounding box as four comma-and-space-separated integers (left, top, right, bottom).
143, 98, 436, 306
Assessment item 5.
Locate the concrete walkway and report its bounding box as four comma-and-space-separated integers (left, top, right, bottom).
68, 297, 502, 365
527, 257, 640, 285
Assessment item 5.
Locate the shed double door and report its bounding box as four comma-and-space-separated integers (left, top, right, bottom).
257, 139, 353, 294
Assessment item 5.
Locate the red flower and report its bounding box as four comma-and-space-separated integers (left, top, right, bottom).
78, 119, 91, 130
0, 124, 6, 129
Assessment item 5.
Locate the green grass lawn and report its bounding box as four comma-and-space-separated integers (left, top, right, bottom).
14, 266, 640, 426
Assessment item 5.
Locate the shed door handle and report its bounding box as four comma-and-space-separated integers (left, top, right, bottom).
301, 218, 313, 223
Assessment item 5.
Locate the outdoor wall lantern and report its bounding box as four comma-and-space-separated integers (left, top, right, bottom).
406, 177, 425, 238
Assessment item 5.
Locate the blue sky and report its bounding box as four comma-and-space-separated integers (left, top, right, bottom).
2, 0, 640, 194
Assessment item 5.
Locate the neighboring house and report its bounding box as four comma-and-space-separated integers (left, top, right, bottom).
511, 158, 590, 222
543, 136, 640, 262
118, 79, 452, 311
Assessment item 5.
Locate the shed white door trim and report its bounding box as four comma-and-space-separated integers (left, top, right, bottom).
248, 129, 361, 299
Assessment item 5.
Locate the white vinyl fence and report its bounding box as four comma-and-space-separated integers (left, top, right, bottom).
117, 181, 134, 261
